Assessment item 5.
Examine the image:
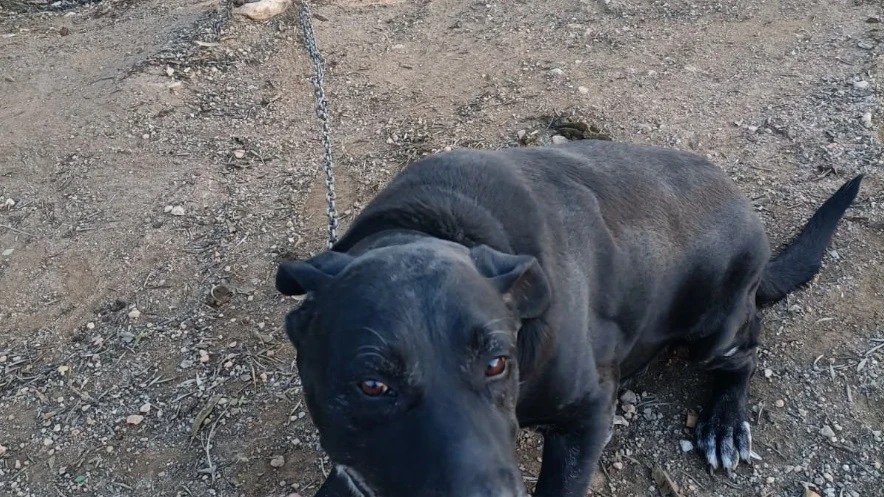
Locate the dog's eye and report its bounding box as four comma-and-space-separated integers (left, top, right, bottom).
485, 356, 507, 377
358, 380, 389, 397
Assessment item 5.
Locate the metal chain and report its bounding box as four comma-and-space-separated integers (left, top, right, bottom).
298, 0, 338, 250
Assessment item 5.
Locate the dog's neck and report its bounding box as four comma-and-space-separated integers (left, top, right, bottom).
330, 189, 518, 256
342, 228, 434, 256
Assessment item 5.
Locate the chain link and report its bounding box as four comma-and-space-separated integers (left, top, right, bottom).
298, 0, 338, 250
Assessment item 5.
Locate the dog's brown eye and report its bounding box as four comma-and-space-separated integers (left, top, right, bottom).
359, 380, 389, 396
486, 356, 507, 377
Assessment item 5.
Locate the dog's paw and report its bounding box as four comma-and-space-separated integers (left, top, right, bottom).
695, 402, 760, 474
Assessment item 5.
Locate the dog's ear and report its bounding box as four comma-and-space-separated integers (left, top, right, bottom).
470, 245, 551, 319
276, 251, 354, 296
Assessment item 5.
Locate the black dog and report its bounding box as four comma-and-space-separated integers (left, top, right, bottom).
276, 140, 862, 497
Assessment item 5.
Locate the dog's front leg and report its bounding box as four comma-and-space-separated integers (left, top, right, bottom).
695, 314, 761, 475
312, 465, 373, 497
533, 391, 615, 497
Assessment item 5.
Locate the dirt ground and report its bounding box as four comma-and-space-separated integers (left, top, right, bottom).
0, 0, 882, 496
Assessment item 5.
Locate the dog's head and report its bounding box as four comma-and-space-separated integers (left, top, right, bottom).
276, 238, 551, 497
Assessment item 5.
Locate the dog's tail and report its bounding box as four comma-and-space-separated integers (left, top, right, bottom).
755, 175, 863, 307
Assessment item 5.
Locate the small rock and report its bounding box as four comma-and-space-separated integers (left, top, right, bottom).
199, 350, 210, 363
165, 66, 175, 77
764, 368, 773, 378
820, 425, 836, 438
232, 0, 292, 20
747, 125, 759, 133
612, 415, 629, 426
170, 206, 185, 216
853, 80, 869, 90
126, 414, 144, 425
127, 308, 141, 320
0, 443, 7, 456
619, 390, 638, 404
646, 70, 658, 78
207, 283, 233, 307
163, 205, 173, 213
270, 455, 285, 468
857, 40, 874, 50
685, 411, 698, 428
139, 403, 151, 414
3, 198, 15, 208
679, 440, 694, 453
578, 86, 589, 94
860, 112, 872, 129
548, 68, 565, 77
1, 248, 13, 257
86, 322, 95, 330
775, 399, 785, 408
612, 461, 624, 470
551, 135, 569, 145
232, 149, 246, 159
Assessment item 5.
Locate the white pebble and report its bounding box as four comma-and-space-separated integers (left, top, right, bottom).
620, 390, 638, 404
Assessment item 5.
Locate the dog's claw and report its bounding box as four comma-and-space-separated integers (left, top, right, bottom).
695, 405, 755, 474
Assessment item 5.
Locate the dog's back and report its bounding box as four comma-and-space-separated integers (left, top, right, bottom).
335, 140, 770, 368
